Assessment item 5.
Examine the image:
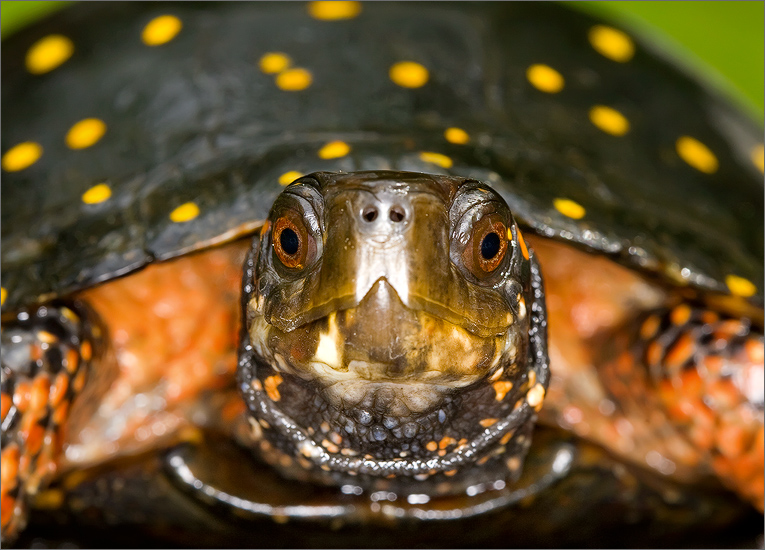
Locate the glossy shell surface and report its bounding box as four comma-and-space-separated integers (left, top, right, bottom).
2, 2, 763, 314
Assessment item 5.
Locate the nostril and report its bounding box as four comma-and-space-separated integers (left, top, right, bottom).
362, 206, 378, 222
389, 206, 405, 222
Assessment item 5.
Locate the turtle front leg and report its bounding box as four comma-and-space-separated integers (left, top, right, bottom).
600, 304, 764, 510
1, 302, 110, 543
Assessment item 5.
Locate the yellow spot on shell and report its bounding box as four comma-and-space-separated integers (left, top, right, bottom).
169, 202, 200, 223
1, 287, 6, 306
26, 34, 74, 74
2, 142, 42, 172
752, 144, 764, 173
726, 274, 756, 298
308, 1, 361, 20
260, 52, 292, 74
588, 25, 635, 63
142, 15, 183, 46
279, 171, 303, 185
676, 136, 718, 174
553, 198, 585, 220
526, 64, 564, 93
419, 151, 453, 169
444, 127, 470, 144
589, 105, 630, 136
276, 68, 313, 91
318, 140, 351, 159
389, 61, 429, 88
66, 118, 106, 149
81, 183, 112, 204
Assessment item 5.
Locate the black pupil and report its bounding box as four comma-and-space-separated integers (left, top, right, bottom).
280, 228, 300, 255
480, 232, 501, 260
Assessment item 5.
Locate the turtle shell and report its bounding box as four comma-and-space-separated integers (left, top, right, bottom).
2, 2, 762, 314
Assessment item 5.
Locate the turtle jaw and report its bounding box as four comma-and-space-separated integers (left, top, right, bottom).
239, 276, 542, 493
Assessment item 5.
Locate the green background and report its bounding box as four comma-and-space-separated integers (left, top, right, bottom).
2, 1, 764, 118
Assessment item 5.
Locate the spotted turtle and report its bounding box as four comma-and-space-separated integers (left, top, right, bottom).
1, 2, 763, 548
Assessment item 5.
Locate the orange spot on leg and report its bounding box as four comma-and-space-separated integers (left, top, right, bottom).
1, 392, 11, 422
1, 445, 20, 488
29, 373, 51, 413
1, 492, 15, 529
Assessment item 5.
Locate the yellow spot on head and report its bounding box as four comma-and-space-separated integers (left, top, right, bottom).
426, 441, 438, 452
82, 183, 112, 205
526, 64, 564, 94
493, 381, 513, 401
38, 330, 57, 344
259, 52, 292, 74
752, 144, 764, 173
26, 35, 74, 74
1, 287, 6, 306
588, 25, 635, 63
726, 274, 757, 298
589, 105, 630, 136
479, 418, 499, 428
142, 15, 183, 46
389, 61, 429, 88
527, 383, 546, 410
308, 1, 361, 20
60, 306, 78, 323
264, 374, 284, 402
279, 171, 303, 185
419, 151, 453, 169
676, 136, 718, 174
444, 127, 470, 145
2, 142, 42, 172
515, 228, 529, 260
314, 312, 342, 368
553, 198, 586, 220
276, 68, 313, 91
170, 202, 200, 223
66, 118, 106, 149
318, 140, 351, 159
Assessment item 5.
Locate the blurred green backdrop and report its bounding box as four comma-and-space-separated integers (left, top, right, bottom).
2, 0, 764, 118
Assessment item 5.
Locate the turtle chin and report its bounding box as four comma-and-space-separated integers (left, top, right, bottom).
239, 278, 543, 495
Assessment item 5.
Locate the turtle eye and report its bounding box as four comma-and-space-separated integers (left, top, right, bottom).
273, 214, 311, 269
464, 214, 508, 277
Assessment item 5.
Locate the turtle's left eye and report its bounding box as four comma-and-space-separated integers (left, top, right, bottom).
464, 214, 508, 277
273, 214, 313, 269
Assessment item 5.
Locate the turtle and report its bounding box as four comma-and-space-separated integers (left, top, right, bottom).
1, 2, 763, 548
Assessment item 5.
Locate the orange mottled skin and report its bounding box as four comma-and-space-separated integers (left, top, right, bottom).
62, 242, 246, 469
10, 235, 760, 520
529, 235, 764, 510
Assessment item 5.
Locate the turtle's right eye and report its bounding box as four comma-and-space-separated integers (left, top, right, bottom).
273, 214, 313, 269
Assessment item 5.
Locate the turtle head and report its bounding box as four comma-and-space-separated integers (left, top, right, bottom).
239, 171, 549, 495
